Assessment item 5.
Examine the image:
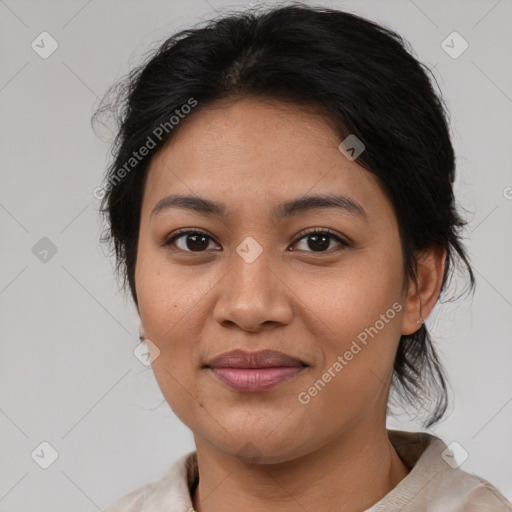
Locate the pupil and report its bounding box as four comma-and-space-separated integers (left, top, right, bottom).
308, 234, 329, 251
187, 234, 208, 251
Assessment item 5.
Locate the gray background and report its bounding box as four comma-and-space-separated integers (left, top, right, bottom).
1, 0, 511, 510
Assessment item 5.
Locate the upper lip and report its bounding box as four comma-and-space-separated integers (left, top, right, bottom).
206, 349, 307, 369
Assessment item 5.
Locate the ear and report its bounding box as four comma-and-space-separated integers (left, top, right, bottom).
401, 246, 446, 335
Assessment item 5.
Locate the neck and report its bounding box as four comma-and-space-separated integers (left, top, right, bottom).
192, 424, 410, 512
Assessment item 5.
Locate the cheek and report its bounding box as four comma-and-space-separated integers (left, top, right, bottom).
295, 300, 403, 439
136, 272, 202, 370
135, 242, 208, 338
135, 246, 225, 420
136, 272, 204, 428
291, 247, 404, 417
290, 245, 404, 348
135, 251, 191, 376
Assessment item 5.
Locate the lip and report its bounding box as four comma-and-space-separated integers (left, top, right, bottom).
205, 349, 308, 392
206, 349, 307, 369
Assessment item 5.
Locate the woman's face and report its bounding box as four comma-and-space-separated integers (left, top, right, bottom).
135, 97, 422, 463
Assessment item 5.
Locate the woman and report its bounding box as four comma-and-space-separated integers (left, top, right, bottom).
96, 3, 511, 511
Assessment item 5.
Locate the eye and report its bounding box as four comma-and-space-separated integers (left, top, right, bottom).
163, 227, 349, 254
163, 229, 220, 252
290, 228, 349, 253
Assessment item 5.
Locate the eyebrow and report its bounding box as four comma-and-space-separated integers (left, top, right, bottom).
150, 193, 367, 221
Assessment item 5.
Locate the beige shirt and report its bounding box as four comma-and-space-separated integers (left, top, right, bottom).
104, 430, 511, 511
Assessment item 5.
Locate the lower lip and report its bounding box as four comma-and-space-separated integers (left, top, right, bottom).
210, 367, 305, 392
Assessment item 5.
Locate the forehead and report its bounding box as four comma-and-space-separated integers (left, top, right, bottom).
142, 97, 391, 222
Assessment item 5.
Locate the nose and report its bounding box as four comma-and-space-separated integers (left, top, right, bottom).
212, 244, 293, 332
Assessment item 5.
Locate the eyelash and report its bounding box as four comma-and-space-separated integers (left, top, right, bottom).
163, 227, 350, 254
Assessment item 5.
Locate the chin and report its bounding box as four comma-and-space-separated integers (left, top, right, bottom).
228, 442, 303, 465
199, 423, 309, 465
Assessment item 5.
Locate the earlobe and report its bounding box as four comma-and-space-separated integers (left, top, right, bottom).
401, 246, 446, 336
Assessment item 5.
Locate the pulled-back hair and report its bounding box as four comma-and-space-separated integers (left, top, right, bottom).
93, 2, 475, 427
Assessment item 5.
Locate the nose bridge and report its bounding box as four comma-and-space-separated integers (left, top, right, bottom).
233, 238, 272, 295
229, 236, 275, 306
212, 235, 292, 330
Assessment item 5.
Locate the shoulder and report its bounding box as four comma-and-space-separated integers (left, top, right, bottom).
375, 430, 512, 511
439, 470, 512, 511
102, 482, 158, 512
427, 437, 511, 511
102, 451, 198, 512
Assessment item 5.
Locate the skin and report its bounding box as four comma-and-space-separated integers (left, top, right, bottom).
135, 96, 446, 512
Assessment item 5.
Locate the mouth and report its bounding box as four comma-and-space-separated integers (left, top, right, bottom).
204, 349, 308, 392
